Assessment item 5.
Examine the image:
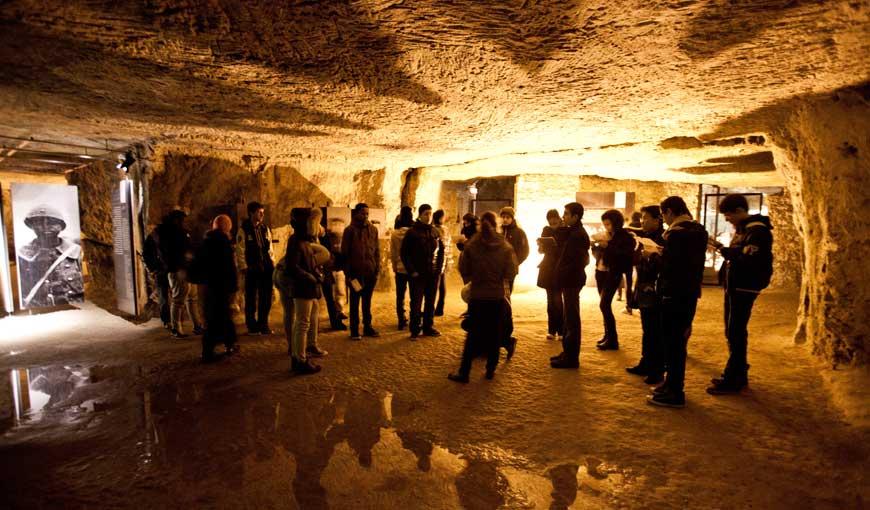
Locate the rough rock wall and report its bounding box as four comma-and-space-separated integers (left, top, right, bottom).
65, 161, 121, 310
771, 89, 870, 366
578, 175, 700, 216
766, 191, 802, 289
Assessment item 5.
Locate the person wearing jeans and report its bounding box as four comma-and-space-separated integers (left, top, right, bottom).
549, 202, 591, 369
391, 206, 414, 329
341, 203, 381, 340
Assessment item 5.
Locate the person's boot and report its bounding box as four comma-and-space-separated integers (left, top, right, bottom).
350, 329, 362, 340
644, 372, 664, 385
550, 352, 565, 361
331, 321, 348, 331
647, 390, 685, 408
398, 317, 407, 330
505, 337, 517, 361
291, 357, 321, 375
306, 346, 328, 358
550, 356, 579, 369
651, 381, 670, 396
626, 364, 648, 376
597, 339, 619, 351
363, 326, 380, 337
596, 336, 609, 346
423, 328, 441, 337
485, 368, 495, 380
447, 372, 470, 384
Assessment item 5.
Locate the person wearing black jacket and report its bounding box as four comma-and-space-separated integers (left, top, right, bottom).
284, 208, 324, 375
550, 202, 591, 369
625, 206, 666, 384
537, 209, 564, 339
648, 196, 708, 408
236, 201, 275, 335
342, 203, 381, 340
499, 207, 529, 293
197, 215, 239, 363
157, 208, 204, 338
592, 209, 636, 351
707, 194, 774, 394
400, 204, 442, 339
455, 213, 478, 252
143, 219, 170, 329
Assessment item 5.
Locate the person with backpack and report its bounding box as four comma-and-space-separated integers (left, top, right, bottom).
706, 194, 774, 395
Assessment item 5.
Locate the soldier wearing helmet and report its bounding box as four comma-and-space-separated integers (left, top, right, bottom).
16, 204, 84, 308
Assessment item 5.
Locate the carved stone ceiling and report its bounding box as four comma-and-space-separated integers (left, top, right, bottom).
0, 0, 867, 181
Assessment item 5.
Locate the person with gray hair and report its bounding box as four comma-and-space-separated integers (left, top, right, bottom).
196, 214, 239, 363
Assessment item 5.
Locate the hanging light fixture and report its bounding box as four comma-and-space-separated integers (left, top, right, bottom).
116, 151, 135, 172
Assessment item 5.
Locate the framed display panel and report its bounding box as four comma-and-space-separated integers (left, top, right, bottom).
0, 184, 14, 314
112, 180, 137, 315
10, 183, 83, 310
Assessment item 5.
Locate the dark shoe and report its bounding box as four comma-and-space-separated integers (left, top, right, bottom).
193, 326, 205, 335
505, 337, 517, 361
363, 327, 380, 337
447, 373, 469, 384
434, 309, 444, 317
596, 337, 609, 346
706, 380, 745, 395
398, 319, 407, 331
225, 344, 240, 356
550, 357, 579, 369
550, 352, 565, 361
306, 346, 328, 358
292, 358, 322, 375
485, 369, 495, 380
423, 328, 441, 337
644, 373, 664, 385
350, 331, 362, 340
597, 340, 619, 351
170, 329, 188, 339
410, 331, 420, 341
337, 312, 348, 321
331, 322, 348, 331
651, 381, 669, 396
647, 391, 685, 408
626, 365, 648, 376
201, 352, 223, 364
260, 327, 274, 335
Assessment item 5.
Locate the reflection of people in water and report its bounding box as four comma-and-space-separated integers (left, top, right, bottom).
547, 463, 580, 509
341, 390, 385, 468
455, 458, 509, 509
397, 430, 434, 472
16, 205, 84, 308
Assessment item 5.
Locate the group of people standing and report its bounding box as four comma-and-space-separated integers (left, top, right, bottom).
145, 191, 773, 408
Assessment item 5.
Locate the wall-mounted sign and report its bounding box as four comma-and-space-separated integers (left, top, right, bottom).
112, 180, 137, 315
11, 183, 83, 309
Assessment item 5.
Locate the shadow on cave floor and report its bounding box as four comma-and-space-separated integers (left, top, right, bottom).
0, 285, 867, 508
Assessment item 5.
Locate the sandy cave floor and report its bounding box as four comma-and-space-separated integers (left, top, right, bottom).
0, 281, 867, 510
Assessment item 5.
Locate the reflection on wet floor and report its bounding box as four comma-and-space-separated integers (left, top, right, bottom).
1, 365, 644, 508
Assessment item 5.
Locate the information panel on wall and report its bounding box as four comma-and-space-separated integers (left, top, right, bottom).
10, 183, 84, 309
112, 180, 137, 315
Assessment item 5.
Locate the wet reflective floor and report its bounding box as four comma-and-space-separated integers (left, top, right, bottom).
0, 364, 648, 509
0, 289, 867, 509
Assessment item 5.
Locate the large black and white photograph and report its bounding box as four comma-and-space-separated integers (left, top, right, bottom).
11, 183, 84, 309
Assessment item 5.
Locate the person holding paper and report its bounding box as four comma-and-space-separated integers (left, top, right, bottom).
592, 209, 636, 351
341, 203, 381, 340
400, 204, 442, 339
625, 205, 667, 384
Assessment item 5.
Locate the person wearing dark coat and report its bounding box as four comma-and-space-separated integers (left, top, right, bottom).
550, 203, 591, 369
625, 206, 667, 384
157, 208, 203, 338
536, 209, 564, 339
341, 203, 381, 340
648, 196, 708, 408
448, 212, 518, 383
197, 215, 239, 363
284, 207, 326, 375
455, 213, 478, 252
707, 194, 774, 395
592, 209, 636, 351
400, 204, 442, 338
143, 220, 170, 328
499, 207, 529, 293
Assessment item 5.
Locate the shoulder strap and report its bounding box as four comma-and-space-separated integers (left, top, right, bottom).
23, 244, 78, 306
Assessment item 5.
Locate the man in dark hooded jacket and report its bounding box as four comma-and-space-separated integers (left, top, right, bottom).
401, 204, 442, 339
648, 196, 708, 408
707, 194, 774, 395
341, 203, 380, 339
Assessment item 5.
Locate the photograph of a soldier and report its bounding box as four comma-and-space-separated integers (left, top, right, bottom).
11, 183, 84, 309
